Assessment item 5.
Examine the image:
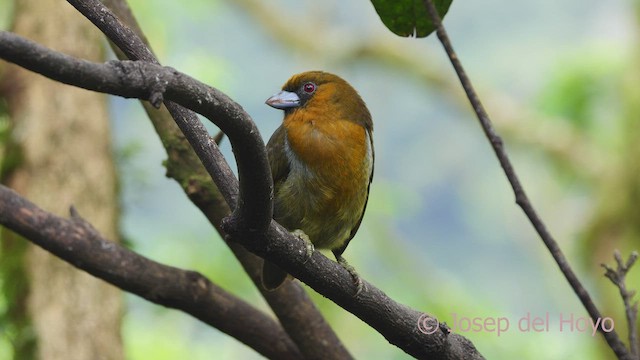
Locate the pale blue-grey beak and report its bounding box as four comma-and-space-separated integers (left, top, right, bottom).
265, 90, 300, 109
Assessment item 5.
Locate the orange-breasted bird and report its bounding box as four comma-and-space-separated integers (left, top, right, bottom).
262, 71, 374, 292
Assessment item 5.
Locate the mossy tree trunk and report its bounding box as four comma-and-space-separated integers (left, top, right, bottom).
0, 0, 124, 359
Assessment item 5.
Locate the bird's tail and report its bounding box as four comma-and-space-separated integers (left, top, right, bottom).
261, 259, 289, 290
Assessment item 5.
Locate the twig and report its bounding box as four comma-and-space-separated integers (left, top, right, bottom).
422, 0, 632, 359
602, 250, 639, 358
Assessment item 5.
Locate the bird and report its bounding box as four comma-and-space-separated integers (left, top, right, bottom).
262, 70, 374, 293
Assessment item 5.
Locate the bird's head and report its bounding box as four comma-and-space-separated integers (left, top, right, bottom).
266, 71, 372, 131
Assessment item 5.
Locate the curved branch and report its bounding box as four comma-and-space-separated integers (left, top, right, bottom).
67, 0, 243, 208
63, 1, 271, 234
0, 31, 484, 359
0, 29, 270, 235
0, 185, 302, 359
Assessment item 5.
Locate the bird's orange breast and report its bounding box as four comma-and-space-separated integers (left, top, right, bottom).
276, 109, 371, 249
284, 110, 369, 201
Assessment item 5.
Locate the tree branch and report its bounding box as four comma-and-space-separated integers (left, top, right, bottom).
0, 185, 302, 359
422, 0, 634, 359
0, 30, 484, 359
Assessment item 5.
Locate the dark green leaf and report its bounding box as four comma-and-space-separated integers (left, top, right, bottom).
370, 0, 453, 38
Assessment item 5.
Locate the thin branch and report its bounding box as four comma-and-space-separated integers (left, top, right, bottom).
0, 185, 302, 359
0, 30, 484, 359
421, 0, 633, 359
602, 250, 639, 358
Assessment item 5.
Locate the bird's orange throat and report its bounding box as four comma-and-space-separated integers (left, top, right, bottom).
283, 112, 370, 198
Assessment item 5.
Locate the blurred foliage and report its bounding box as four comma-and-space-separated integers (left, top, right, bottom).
536, 30, 640, 360
0, 101, 34, 358
0, 99, 13, 178
537, 52, 640, 243
538, 52, 623, 132
0, 61, 35, 359
0, 0, 13, 30
0, 236, 35, 360
370, 0, 453, 37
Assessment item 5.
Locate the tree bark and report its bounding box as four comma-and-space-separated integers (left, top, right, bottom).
0, 0, 124, 359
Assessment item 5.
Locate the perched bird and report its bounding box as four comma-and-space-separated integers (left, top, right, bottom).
262, 71, 374, 292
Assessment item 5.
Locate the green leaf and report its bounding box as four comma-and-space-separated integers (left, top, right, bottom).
370, 0, 453, 38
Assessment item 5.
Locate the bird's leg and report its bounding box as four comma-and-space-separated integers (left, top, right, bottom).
335, 254, 364, 296
292, 229, 314, 263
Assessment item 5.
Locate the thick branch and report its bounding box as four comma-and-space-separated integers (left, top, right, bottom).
422, 1, 633, 359
0, 31, 483, 359
0, 185, 302, 359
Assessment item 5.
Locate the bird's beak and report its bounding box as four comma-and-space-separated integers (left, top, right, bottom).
265, 90, 300, 109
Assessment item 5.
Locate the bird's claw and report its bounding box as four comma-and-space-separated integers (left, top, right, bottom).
336, 255, 365, 296
292, 229, 314, 263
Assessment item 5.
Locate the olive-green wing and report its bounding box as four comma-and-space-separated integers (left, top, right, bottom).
262, 125, 292, 290
266, 125, 290, 190
333, 128, 374, 257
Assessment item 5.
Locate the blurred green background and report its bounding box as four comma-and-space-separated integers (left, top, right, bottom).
2, 0, 639, 359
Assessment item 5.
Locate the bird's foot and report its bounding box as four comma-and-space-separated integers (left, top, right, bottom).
292, 229, 314, 263
336, 255, 364, 297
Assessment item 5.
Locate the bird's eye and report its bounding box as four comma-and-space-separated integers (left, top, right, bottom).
302, 82, 316, 94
